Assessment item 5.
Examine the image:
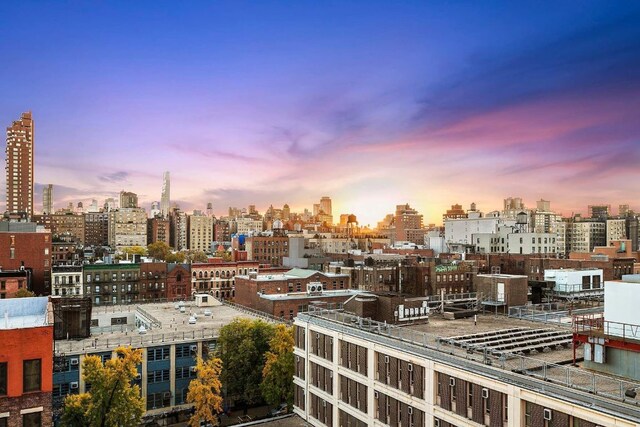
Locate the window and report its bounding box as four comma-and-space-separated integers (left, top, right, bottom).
0, 417, 6, 427
0, 362, 6, 395
23, 359, 41, 392
23, 412, 42, 427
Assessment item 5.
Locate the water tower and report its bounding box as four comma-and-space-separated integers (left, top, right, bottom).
516, 211, 529, 233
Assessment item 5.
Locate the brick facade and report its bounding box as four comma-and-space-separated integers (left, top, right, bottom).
0, 232, 52, 295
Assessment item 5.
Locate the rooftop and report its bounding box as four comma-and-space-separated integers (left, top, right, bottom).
0, 297, 50, 329
54, 300, 264, 354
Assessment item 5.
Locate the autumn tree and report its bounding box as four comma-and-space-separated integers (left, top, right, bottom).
147, 241, 171, 261
185, 250, 209, 263
121, 246, 147, 258
166, 251, 187, 263
61, 346, 144, 427
261, 324, 294, 409
187, 357, 224, 427
14, 288, 36, 298
216, 319, 275, 412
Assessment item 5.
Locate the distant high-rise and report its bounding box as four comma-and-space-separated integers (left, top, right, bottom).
160, 171, 170, 217
119, 191, 138, 209
43, 184, 53, 214
320, 196, 332, 216
5, 112, 34, 217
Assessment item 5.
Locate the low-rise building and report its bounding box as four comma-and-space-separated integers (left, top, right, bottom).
191, 261, 259, 299
0, 297, 54, 426
82, 263, 141, 305
51, 265, 83, 297
543, 268, 603, 297
0, 269, 30, 299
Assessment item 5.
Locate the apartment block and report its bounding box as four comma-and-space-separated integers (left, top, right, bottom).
108, 208, 148, 249
293, 310, 640, 427
82, 264, 141, 305
0, 230, 52, 296
187, 214, 214, 253
51, 266, 83, 297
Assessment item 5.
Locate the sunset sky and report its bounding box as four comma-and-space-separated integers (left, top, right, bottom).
1, 1, 639, 226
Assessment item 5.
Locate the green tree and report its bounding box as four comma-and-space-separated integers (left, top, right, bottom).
61, 346, 144, 427
14, 288, 36, 298
216, 319, 275, 412
261, 324, 294, 409
147, 241, 171, 261
187, 357, 224, 427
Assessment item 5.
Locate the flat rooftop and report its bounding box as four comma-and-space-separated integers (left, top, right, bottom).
54, 301, 264, 354
0, 297, 50, 329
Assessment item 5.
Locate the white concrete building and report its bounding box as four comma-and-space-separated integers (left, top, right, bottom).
606, 219, 627, 244
234, 217, 264, 235
444, 213, 516, 252
51, 265, 84, 297
472, 226, 557, 254
543, 268, 603, 295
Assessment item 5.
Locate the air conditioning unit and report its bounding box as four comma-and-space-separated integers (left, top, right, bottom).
329, 371, 333, 378
384, 356, 390, 363
407, 406, 413, 415
322, 400, 326, 408
407, 363, 413, 372
543, 408, 552, 421
163, 392, 171, 399
307, 282, 322, 294
316, 333, 320, 339
296, 355, 300, 362
135, 373, 142, 380
190, 366, 197, 372
434, 419, 440, 427
190, 344, 197, 353
482, 388, 489, 399
70, 358, 79, 366
70, 382, 79, 389
449, 378, 456, 387
374, 391, 379, 398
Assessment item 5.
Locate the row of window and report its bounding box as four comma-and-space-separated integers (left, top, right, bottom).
85, 272, 138, 282
0, 359, 41, 395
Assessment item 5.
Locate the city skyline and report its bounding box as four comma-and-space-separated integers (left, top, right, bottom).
1, 2, 639, 225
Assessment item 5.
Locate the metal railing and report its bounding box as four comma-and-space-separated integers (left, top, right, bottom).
299, 309, 640, 422
217, 299, 292, 325
53, 327, 221, 354
574, 314, 640, 342
508, 304, 603, 327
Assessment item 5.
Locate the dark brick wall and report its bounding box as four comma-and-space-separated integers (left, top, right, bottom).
0, 232, 52, 295
0, 392, 52, 427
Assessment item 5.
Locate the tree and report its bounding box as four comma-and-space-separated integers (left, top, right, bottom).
187, 357, 224, 427
14, 288, 36, 298
147, 241, 171, 261
61, 346, 144, 427
261, 324, 294, 409
166, 251, 186, 263
216, 319, 275, 412
185, 250, 209, 263
121, 246, 147, 258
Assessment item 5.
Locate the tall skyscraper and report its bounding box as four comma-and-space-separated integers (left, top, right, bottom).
43, 184, 53, 214
5, 112, 34, 217
160, 171, 170, 218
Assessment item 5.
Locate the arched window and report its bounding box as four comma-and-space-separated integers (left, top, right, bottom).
176, 274, 182, 282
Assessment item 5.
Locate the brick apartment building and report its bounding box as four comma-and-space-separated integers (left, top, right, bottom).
166, 264, 191, 301
84, 212, 109, 247
0, 297, 53, 427
139, 262, 168, 301
245, 235, 289, 266
0, 230, 52, 296
82, 263, 140, 305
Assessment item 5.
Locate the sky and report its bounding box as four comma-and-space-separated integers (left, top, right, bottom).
0, 1, 639, 226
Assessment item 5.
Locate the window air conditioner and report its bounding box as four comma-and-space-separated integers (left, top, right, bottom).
434, 419, 440, 427
407, 406, 413, 415
70, 358, 79, 366
407, 363, 413, 372
449, 378, 456, 387
482, 388, 489, 399
384, 356, 390, 363
70, 382, 79, 389
543, 409, 552, 421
